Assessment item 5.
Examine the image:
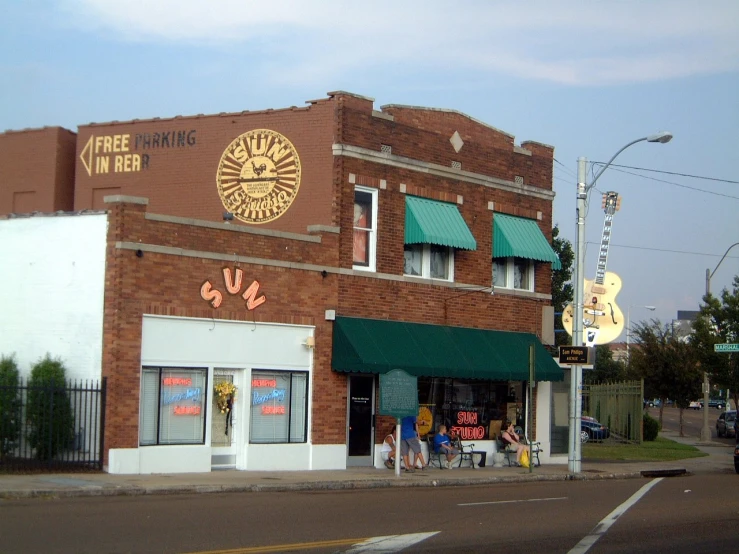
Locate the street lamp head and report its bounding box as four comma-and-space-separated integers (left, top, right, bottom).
645, 305, 656, 311
646, 131, 673, 144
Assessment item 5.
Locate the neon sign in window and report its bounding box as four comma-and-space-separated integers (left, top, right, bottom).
140, 367, 207, 446
249, 370, 308, 444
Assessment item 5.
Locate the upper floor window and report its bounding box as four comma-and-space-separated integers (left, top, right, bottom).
404, 244, 453, 281
493, 257, 534, 291
403, 195, 476, 282
353, 187, 378, 272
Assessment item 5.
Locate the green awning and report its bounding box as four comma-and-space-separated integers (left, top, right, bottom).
493, 213, 561, 270
405, 196, 477, 250
332, 316, 563, 381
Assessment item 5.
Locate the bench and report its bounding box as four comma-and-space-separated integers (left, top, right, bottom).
496, 436, 541, 467
426, 435, 479, 468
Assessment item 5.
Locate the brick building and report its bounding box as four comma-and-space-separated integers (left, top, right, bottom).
0, 91, 567, 474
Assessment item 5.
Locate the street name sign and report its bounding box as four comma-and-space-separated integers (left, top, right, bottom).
714, 343, 739, 353
558, 346, 592, 364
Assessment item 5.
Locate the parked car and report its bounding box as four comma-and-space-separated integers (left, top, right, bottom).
716, 410, 736, 438
689, 400, 702, 410
581, 418, 610, 443
734, 441, 739, 474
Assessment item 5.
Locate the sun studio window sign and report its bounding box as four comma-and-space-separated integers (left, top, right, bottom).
216, 129, 302, 224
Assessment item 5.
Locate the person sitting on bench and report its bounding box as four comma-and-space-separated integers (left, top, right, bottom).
433, 425, 460, 469
501, 420, 526, 467
381, 430, 396, 469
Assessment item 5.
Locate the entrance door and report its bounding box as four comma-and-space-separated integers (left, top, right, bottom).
346, 375, 375, 466
211, 371, 240, 468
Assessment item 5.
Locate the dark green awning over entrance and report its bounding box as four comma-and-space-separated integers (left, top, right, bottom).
493, 213, 561, 270
405, 196, 477, 250
332, 316, 563, 381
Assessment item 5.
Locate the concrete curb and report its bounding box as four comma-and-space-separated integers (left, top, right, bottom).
0, 470, 657, 500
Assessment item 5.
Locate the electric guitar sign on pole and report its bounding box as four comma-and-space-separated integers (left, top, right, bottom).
562, 191, 625, 346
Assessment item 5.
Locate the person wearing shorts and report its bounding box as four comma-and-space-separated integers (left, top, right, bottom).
400, 415, 427, 472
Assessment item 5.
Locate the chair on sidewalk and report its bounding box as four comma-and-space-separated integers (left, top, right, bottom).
425, 435, 444, 468
451, 436, 477, 468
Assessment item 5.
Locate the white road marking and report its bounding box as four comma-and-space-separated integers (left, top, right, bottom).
568, 478, 663, 554
343, 532, 439, 553
458, 496, 567, 506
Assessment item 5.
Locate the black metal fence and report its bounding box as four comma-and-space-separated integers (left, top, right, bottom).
0, 377, 106, 472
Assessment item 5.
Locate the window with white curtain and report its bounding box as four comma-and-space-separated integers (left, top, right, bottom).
140, 367, 207, 446
250, 370, 308, 444
403, 244, 453, 281
493, 257, 534, 291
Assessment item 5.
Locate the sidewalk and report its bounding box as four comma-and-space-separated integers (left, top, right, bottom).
1, 432, 734, 499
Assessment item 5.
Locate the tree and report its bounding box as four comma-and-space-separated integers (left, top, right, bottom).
0, 354, 22, 461
551, 224, 574, 348
584, 345, 626, 384
26, 354, 75, 461
691, 275, 739, 410
629, 320, 702, 436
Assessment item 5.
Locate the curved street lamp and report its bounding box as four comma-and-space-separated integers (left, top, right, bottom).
569, 132, 673, 474
700, 241, 739, 442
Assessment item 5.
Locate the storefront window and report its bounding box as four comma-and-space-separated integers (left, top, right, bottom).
250, 370, 308, 443
417, 378, 513, 440
140, 367, 207, 446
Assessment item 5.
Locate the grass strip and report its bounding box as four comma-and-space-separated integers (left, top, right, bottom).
582, 436, 708, 462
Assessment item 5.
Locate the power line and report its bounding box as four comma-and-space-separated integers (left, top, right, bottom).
590, 162, 739, 184
590, 165, 739, 200
554, 158, 577, 178
585, 241, 739, 259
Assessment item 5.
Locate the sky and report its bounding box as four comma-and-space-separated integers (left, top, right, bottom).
2, 0, 738, 342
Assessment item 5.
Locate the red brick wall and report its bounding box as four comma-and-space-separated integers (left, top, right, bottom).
102, 198, 346, 457
96, 92, 557, 458
76, 100, 338, 234
342, 105, 554, 190
331, 104, 556, 447
0, 127, 76, 215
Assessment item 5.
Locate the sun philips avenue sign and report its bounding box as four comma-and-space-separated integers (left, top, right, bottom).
714, 343, 739, 353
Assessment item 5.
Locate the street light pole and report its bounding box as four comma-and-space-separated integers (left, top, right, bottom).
701, 241, 739, 442
626, 305, 656, 359
569, 132, 672, 474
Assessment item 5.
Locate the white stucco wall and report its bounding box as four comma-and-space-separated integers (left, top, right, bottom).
109, 315, 324, 474
0, 213, 107, 380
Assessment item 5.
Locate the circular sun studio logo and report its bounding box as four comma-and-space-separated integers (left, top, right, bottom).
216, 129, 301, 224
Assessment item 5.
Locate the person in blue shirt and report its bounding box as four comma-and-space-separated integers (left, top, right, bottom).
400, 415, 427, 472
433, 425, 460, 469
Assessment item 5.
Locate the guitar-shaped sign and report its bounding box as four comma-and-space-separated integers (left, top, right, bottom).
562, 191, 625, 346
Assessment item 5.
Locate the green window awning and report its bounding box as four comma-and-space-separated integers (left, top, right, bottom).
493, 213, 561, 269
405, 196, 477, 250
332, 316, 563, 381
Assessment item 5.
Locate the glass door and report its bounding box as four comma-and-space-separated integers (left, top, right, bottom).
211, 371, 239, 468
346, 375, 375, 466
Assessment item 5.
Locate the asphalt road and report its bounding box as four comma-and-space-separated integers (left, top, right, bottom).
1, 474, 737, 553
647, 405, 736, 445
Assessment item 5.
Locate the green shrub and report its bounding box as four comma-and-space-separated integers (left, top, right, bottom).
643, 412, 660, 441
26, 354, 75, 461
0, 355, 22, 460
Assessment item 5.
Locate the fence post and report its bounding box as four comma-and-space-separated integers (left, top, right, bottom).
99, 377, 107, 471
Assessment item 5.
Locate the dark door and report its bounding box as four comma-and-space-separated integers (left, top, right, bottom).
347, 376, 375, 466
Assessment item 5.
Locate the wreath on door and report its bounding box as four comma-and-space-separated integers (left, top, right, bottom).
214, 381, 237, 414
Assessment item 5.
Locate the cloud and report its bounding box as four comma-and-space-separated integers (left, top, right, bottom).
56, 0, 739, 86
